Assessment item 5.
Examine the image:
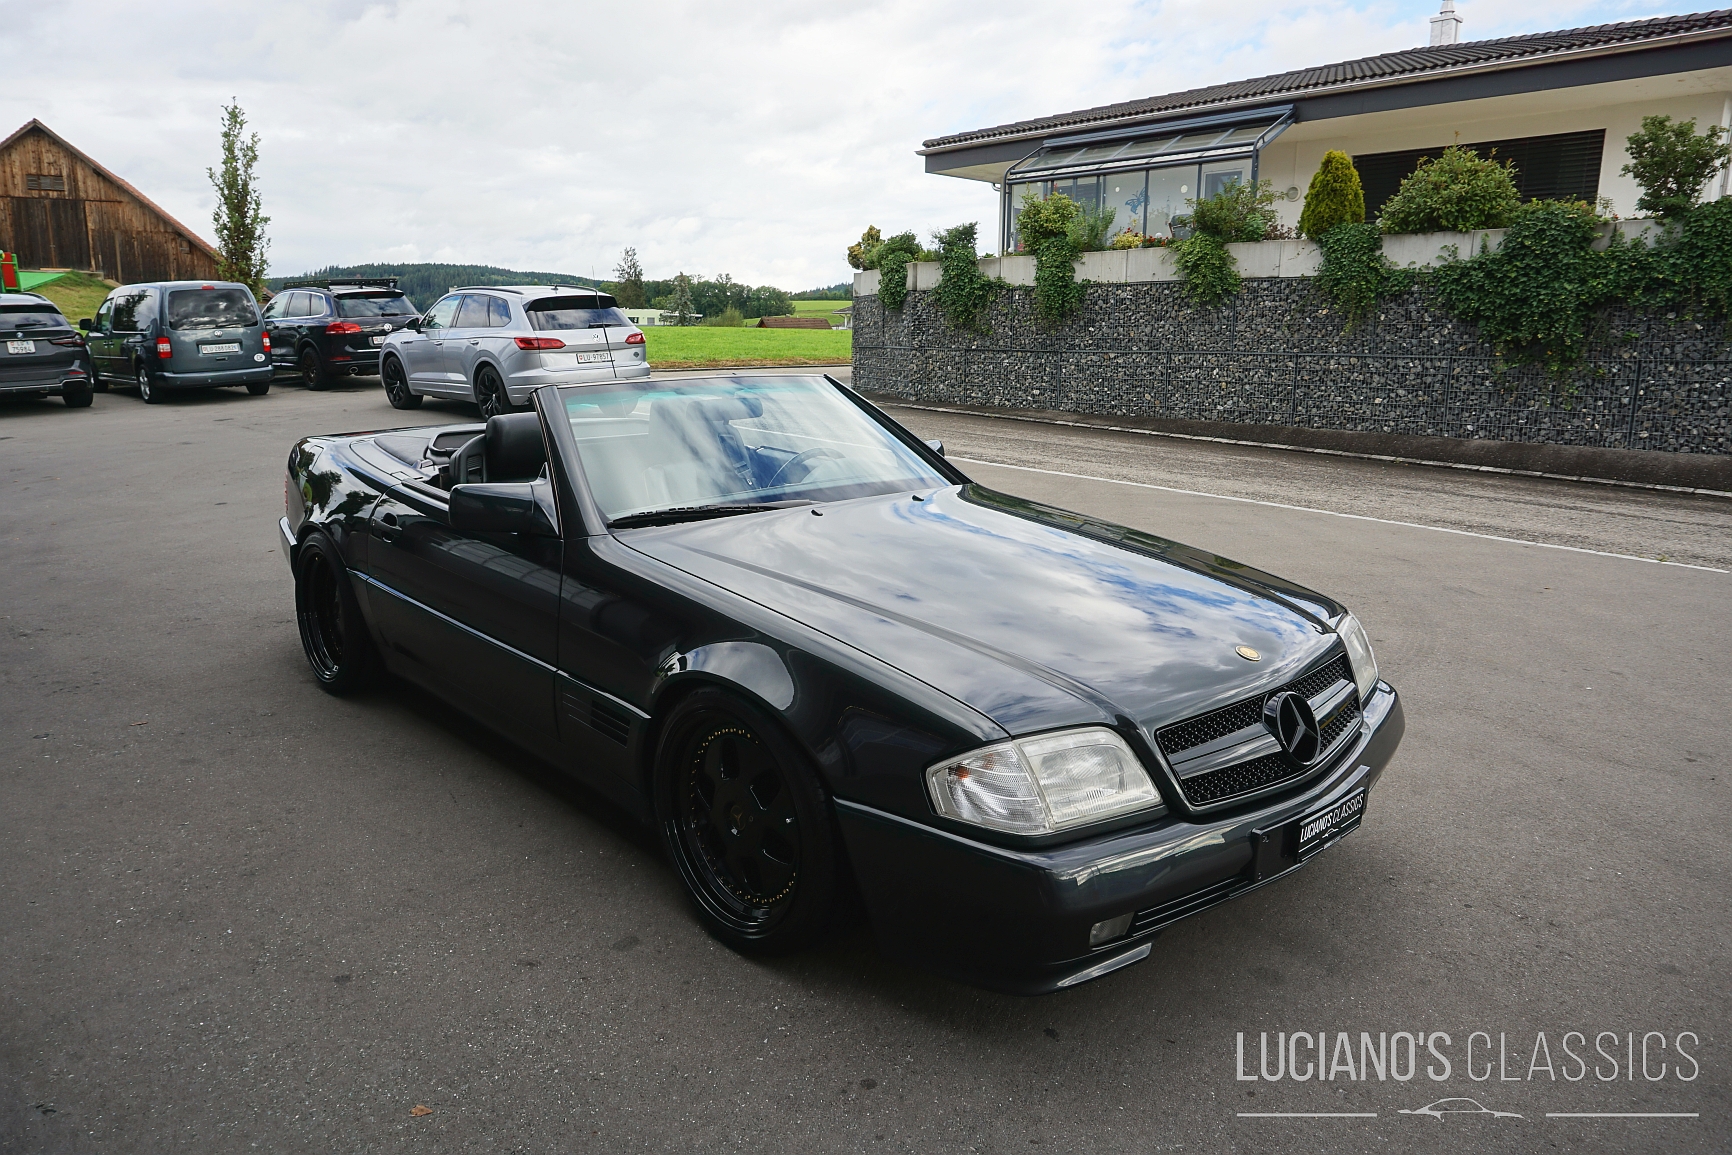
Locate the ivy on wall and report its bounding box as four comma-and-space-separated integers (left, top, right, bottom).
1313, 223, 1414, 328
931, 223, 1004, 334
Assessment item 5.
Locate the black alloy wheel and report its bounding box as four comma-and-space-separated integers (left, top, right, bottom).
382, 356, 421, 409
294, 533, 378, 696
135, 362, 161, 404
299, 347, 330, 391
475, 364, 514, 418
654, 691, 842, 955
85, 356, 107, 391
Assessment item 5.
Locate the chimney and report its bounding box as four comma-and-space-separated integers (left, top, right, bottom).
1429, 0, 1463, 45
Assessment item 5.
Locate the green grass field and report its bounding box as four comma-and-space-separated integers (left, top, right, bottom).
23, 270, 113, 323
788, 299, 850, 319
645, 325, 850, 368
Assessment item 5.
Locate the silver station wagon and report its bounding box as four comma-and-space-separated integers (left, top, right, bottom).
379, 286, 650, 417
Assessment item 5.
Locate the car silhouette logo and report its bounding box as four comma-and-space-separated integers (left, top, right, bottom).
1397, 1098, 1524, 1119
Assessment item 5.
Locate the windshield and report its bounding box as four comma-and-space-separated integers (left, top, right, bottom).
337, 293, 417, 317
561, 376, 950, 524
166, 287, 258, 329
0, 305, 68, 329
529, 296, 631, 330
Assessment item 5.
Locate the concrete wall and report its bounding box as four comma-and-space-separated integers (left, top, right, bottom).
852, 220, 1667, 298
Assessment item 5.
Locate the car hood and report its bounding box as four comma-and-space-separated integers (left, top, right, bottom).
619, 485, 1345, 738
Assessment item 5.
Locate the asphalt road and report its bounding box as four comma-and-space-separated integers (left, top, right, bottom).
3, 374, 1728, 1154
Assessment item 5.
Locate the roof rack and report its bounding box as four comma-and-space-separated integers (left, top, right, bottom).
451, 285, 524, 294
281, 276, 400, 290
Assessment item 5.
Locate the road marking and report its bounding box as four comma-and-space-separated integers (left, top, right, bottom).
1545, 1112, 1699, 1118
953, 457, 1730, 575
1236, 1112, 1378, 1117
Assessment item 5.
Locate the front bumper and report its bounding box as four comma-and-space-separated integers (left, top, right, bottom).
836, 683, 1405, 994
159, 365, 274, 388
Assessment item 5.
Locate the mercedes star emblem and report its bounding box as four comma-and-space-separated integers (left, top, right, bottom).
1263, 691, 1322, 764
1234, 645, 1261, 661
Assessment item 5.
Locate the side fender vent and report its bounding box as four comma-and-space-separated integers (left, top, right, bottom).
590, 700, 632, 746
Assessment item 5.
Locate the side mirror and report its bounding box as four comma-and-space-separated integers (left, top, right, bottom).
925, 439, 945, 457
405, 317, 422, 332
78, 318, 94, 331
450, 481, 558, 536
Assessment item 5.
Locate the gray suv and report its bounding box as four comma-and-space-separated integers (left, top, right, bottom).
83, 281, 272, 403
379, 286, 649, 416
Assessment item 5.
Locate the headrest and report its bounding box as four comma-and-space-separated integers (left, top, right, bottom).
484, 412, 547, 482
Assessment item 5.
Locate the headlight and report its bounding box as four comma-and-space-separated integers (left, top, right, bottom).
1338, 612, 1379, 702
926, 727, 1164, 836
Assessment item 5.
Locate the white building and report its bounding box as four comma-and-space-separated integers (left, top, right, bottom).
918, 8, 1732, 249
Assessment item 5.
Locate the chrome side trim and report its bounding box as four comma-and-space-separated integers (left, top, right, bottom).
352, 570, 648, 721
1172, 730, 1282, 780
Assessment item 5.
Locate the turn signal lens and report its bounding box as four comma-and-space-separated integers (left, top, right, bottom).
624, 331, 646, 345
325, 321, 362, 334
926, 727, 1163, 836
155, 336, 172, 359
1338, 613, 1379, 702
515, 336, 565, 350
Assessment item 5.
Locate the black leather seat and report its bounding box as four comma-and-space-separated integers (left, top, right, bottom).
445, 412, 546, 487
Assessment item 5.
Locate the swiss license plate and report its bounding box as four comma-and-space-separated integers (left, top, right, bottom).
200, 342, 240, 355
575, 350, 612, 364
6, 340, 35, 354
1297, 788, 1366, 860
369, 335, 385, 346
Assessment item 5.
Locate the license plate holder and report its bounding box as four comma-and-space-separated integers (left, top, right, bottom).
6, 340, 35, 354
369, 335, 385, 346
1249, 786, 1366, 881
200, 342, 240, 355
574, 350, 611, 364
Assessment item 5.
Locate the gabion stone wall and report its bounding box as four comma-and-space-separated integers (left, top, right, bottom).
851, 280, 1731, 457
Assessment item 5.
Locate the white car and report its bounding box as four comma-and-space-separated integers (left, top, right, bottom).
380, 286, 651, 417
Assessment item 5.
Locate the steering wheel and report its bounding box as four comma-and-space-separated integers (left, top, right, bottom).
766, 447, 844, 489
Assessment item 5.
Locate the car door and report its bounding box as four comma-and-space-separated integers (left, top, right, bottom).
443, 294, 492, 396
87, 296, 116, 379
402, 295, 458, 392
110, 290, 151, 376
363, 476, 563, 763
261, 292, 293, 370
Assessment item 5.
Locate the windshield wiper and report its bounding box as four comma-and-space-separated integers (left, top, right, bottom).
609, 500, 816, 530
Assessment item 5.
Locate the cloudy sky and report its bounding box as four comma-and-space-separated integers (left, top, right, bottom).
2, 0, 1669, 289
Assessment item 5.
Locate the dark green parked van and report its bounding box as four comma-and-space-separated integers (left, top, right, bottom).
82, 280, 273, 403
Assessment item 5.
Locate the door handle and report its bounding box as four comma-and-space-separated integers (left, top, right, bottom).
377, 511, 401, 542
469, 339, 479, 345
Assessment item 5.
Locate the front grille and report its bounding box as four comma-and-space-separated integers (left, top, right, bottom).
1156, 654, 1352, 757
1182, 753, 1305, 806
1156, 653, 1361, 809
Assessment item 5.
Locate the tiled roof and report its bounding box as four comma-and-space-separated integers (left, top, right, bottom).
922, 9, 1732, 152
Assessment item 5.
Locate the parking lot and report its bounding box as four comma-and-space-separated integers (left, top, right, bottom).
3, 374, 1728, 1154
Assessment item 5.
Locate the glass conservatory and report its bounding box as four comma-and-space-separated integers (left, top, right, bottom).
1002, 106, 1293, 250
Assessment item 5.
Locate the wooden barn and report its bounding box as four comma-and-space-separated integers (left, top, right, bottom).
0, 119, 218, 283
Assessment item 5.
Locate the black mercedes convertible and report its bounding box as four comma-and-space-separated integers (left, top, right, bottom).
278, 374, 1403, 993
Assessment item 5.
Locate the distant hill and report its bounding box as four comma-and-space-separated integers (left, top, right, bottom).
791, 283, 851, 300
267, 263, 604, 309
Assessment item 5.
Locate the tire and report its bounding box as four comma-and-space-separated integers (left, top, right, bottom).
136, 362, 162, 404
299, 347, 329, 391
474, 364, 516, 418
62, 382, 93, 408
382, 356, 422, 409
294, 532, 379, 696
246, 380, 271, 396
653, 690, 843, 955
